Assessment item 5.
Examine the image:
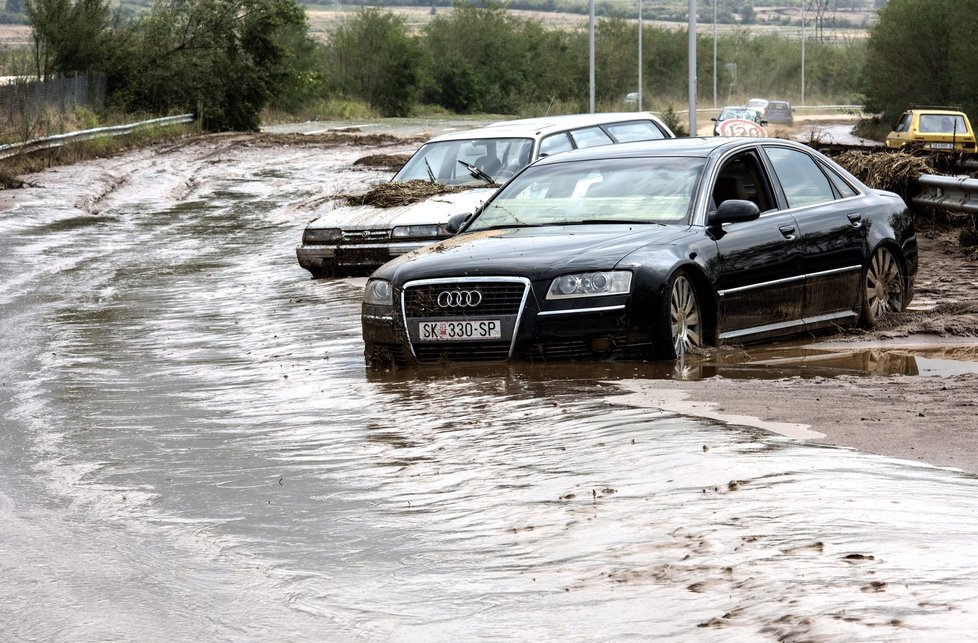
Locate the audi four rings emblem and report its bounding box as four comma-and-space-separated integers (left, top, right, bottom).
437, 290, 483, 308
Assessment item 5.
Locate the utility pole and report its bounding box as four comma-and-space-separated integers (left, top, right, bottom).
589, 0, 595, 113
688, 0, 697, 134
638, 0, 643, 111
712, 0, 717, 109
801, 0, 806, 106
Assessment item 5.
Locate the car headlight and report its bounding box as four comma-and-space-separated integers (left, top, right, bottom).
546, 271, 632, 300
390, 224, 448, 239
364, 279, 394, 306
303, 227, 341, 244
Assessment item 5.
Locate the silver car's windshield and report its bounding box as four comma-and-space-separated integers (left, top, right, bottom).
393, 137, 534, 185
719, 107, 759, 121
469, 156, 704, 230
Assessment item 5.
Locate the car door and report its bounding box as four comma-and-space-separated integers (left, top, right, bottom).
709, 149, 806, 342
761, 144, 867, 327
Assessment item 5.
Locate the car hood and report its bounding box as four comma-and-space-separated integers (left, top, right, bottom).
374, 224, 693, 283
306, 188, 495, 230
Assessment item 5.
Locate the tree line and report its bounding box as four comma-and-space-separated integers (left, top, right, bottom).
15, 0, 973, 131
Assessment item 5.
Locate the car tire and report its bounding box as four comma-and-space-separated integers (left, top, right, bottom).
652, 270, 704, 360
860, 246, 905, 328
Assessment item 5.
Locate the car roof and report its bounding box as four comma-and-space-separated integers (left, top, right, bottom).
422, 112, 668, 143
529, 136, 807, 165
907, 108, 967, 116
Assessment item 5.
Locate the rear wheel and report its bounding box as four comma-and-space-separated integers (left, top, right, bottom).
652, 271, 704, 359
860, 246, 905, 328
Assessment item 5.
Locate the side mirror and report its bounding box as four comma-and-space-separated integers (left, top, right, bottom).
710, 117, 718, 122
707, 199, 761, 227
445, 211, 472, 234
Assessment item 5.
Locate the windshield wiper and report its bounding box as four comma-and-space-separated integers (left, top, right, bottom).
457, 159, 495, 185
424, 158, 436, 183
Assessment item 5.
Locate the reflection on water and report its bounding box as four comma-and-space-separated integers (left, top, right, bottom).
3, 137, 978, 640
368, 341, 978, 383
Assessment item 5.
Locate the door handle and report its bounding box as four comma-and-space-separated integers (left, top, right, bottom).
847, 212, 863, 227
778, 224, 796, 240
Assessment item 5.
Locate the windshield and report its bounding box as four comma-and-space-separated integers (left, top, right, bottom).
719, 107, 759, 121
468, 157, 704, 230
918, 114, 969, 134
393, 137, 535, 185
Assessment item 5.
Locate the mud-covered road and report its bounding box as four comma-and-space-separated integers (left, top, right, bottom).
3, 130, 978, 641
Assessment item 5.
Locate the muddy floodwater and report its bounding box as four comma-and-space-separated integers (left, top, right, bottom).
4, 132, 978, 641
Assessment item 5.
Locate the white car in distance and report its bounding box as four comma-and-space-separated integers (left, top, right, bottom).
296, 112, 675, 278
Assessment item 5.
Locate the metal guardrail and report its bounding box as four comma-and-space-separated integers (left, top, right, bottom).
913, 174, 978, 215
0, 113, 195, 161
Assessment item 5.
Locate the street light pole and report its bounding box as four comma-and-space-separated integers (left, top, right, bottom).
688, 0, 697, 134
801, 0, 806, 106
712, 0, 717, 109
638, 0, 643, 111
589, 0, 596, 113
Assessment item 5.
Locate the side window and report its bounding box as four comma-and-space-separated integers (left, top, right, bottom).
711, 151, 773, 213
539, 133, 573, 157
604, 120, 667, 142
822, 163, 859, 198
764, 147, 836, 208
895, 114, 911, 132
569, 126, 614, 149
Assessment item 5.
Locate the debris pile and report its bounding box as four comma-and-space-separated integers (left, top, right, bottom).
829, 150, 932, 203
342, 180, 470, 208
353, 154, 411, 172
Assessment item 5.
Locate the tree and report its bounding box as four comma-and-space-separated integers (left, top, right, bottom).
422, 1, 563, 113
25, 0, 113, 79
326, 9, 421, 117
106, 0, 310, 130
862, 0, 978, 122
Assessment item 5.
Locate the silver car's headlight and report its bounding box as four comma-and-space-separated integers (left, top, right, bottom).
364, 279, 394, 306
390, 224, 448, 239
303, 227, 341, 243
546, 271, 632, 300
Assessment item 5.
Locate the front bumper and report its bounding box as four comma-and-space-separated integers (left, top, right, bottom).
363, 303, 649, 368
296, 240, 439, 276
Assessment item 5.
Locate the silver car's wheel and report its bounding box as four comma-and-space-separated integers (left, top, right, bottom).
861, 246, 905, 328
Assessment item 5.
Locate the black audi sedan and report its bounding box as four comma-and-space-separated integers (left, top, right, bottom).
361, 137, 917, 368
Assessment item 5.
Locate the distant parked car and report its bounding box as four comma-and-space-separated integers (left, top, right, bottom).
764, 100, 794, 125
361, 137, 917, 368
712, 106, 766, 136
884, 108, 977, 155
745, 98, 769, 113
296, 112, 675, 278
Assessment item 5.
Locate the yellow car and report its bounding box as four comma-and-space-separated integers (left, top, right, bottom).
884, 108, 977, 154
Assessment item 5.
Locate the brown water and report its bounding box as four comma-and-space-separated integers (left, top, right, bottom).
3, 134, 978, 641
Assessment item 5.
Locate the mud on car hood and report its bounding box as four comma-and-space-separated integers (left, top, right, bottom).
305, 188, 496, 230
374, 224, 692, 282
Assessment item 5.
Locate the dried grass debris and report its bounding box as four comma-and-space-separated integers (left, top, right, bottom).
342, 180, 475, 208
829, 150, 932, 202
353, 154, 411, 172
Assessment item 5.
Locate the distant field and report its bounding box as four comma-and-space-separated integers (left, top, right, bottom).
306, 5, 872, 42
0, 3, 875, 47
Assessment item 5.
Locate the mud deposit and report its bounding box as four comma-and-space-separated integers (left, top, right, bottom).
2, 131, 978, 641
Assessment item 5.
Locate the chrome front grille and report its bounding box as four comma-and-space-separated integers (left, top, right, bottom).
341, 229, 389, 242
402, 277, 530, 363
404, 281, 527, 318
